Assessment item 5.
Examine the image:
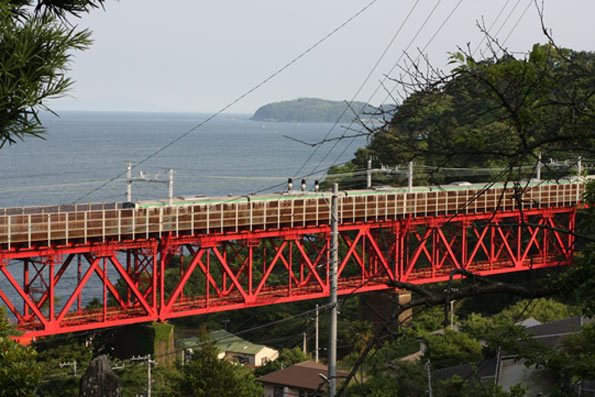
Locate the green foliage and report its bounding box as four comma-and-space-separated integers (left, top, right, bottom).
0, 307, 40, 396
0, 337, 41, 397
565, 181, 595, 316
423, 330, 483, 369
179, 329, 262, 397
345, 360, 427, 397
327, 44, 595, 189
500, 322, 595, 395
0, 0, 96, 147
0, 306, 19, 337
117, 359, 184, 397
118, 359, 148, 397
497, 298, 578, 324
436, 376, 525, 397
35, 337, 93, 397
251, 97, 374, 123
409, 305, 452, 333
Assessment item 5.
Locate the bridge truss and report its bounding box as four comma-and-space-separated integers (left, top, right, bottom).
0, 206, 576, 339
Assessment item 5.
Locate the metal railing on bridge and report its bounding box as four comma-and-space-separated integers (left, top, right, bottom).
0, 180, 584, 249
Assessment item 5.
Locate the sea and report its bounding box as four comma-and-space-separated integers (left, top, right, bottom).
1, 111, 367, 208
0, 110, 367, 316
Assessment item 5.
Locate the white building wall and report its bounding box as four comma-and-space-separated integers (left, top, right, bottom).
255, 347, 279, 367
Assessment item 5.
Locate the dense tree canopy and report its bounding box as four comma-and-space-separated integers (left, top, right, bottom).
335, 32, 595, 396
327, 43, 595, 187
251, 97, 375, 123
0, 308, 41, 397
179, 329, 262, 397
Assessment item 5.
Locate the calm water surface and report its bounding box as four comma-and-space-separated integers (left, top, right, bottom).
0, 111, 366, 313
1, 111, 366, 207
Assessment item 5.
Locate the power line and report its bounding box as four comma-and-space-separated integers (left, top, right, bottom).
308, 0, 447, 177
71, 0, 379, 204
321, 0, 465, 174
492, 0, 523, 42
472, 0, 513, 55
502, 0, 533, 46
292, 0, 422, 177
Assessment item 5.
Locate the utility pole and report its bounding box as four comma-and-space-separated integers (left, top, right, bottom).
315, 304, 319, 363
426, 360, 433, 397
127, 162, 133, 202
168, 168, 174, 205
367, 158, 372, 188
126, 164, 174, 205
303, 332, 307, 354
59, 361, 77, 376
536, 153, 542, 181
132, 354, 157, 397
450, 300, 455, 329
577, 156, 583, 203
328, 183, 339, 397
408, 161, 413, 193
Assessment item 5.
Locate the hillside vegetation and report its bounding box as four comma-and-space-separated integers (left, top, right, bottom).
325, 44, 595, 188
250, 97, 375, 123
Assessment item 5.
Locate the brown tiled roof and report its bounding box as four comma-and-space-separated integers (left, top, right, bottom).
257, 361, 349, 391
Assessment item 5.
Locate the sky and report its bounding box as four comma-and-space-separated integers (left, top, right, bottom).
52, 0, 595, 114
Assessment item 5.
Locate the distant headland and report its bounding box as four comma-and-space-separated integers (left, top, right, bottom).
250, 97, 378, 123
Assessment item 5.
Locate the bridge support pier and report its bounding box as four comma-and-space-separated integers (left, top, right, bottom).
358, 289, 412, 330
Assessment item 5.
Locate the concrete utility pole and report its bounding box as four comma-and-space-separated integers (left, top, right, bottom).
408, 161, 413, 193
132, 354, 157, 397
328, 183, 339, 397
367, 158, 372, 188
315, 304, 319, 363
426, 360, 433, 397
303, 332, 307, 354
536, 153, 542, 181
127, 162, 133, 202
168, 169, 174, 205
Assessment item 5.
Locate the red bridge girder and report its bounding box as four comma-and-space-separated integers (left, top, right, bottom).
0, 207, 576, 339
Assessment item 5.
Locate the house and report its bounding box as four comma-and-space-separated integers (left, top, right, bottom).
257, 360, 349, 397
498, 316, 592, 395
432, 357, 498, 383
430, 317, 593, 396
180, 329, 279, 367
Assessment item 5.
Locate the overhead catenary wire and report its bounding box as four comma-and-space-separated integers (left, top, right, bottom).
307, 0, 448, 177
314, 0, 529, 181
313, 0, 467, 178
71, 0, 379, 204
471, 0, 513, 55
502, 0, 533, 46
292, 0, 423, 177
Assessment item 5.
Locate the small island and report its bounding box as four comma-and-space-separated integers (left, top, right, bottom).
251, 97, 376, 123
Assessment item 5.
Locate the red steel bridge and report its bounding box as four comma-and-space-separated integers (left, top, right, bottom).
0, 179, 584, 339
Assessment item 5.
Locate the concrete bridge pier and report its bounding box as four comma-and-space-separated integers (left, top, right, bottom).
358, 289, 412, 330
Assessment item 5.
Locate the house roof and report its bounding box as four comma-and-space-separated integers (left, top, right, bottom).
516, 317, 541, 328
432, 357, 498, 381
180, 329, 275, 356
257, 361, 349, 391
525, 317, 591, 347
